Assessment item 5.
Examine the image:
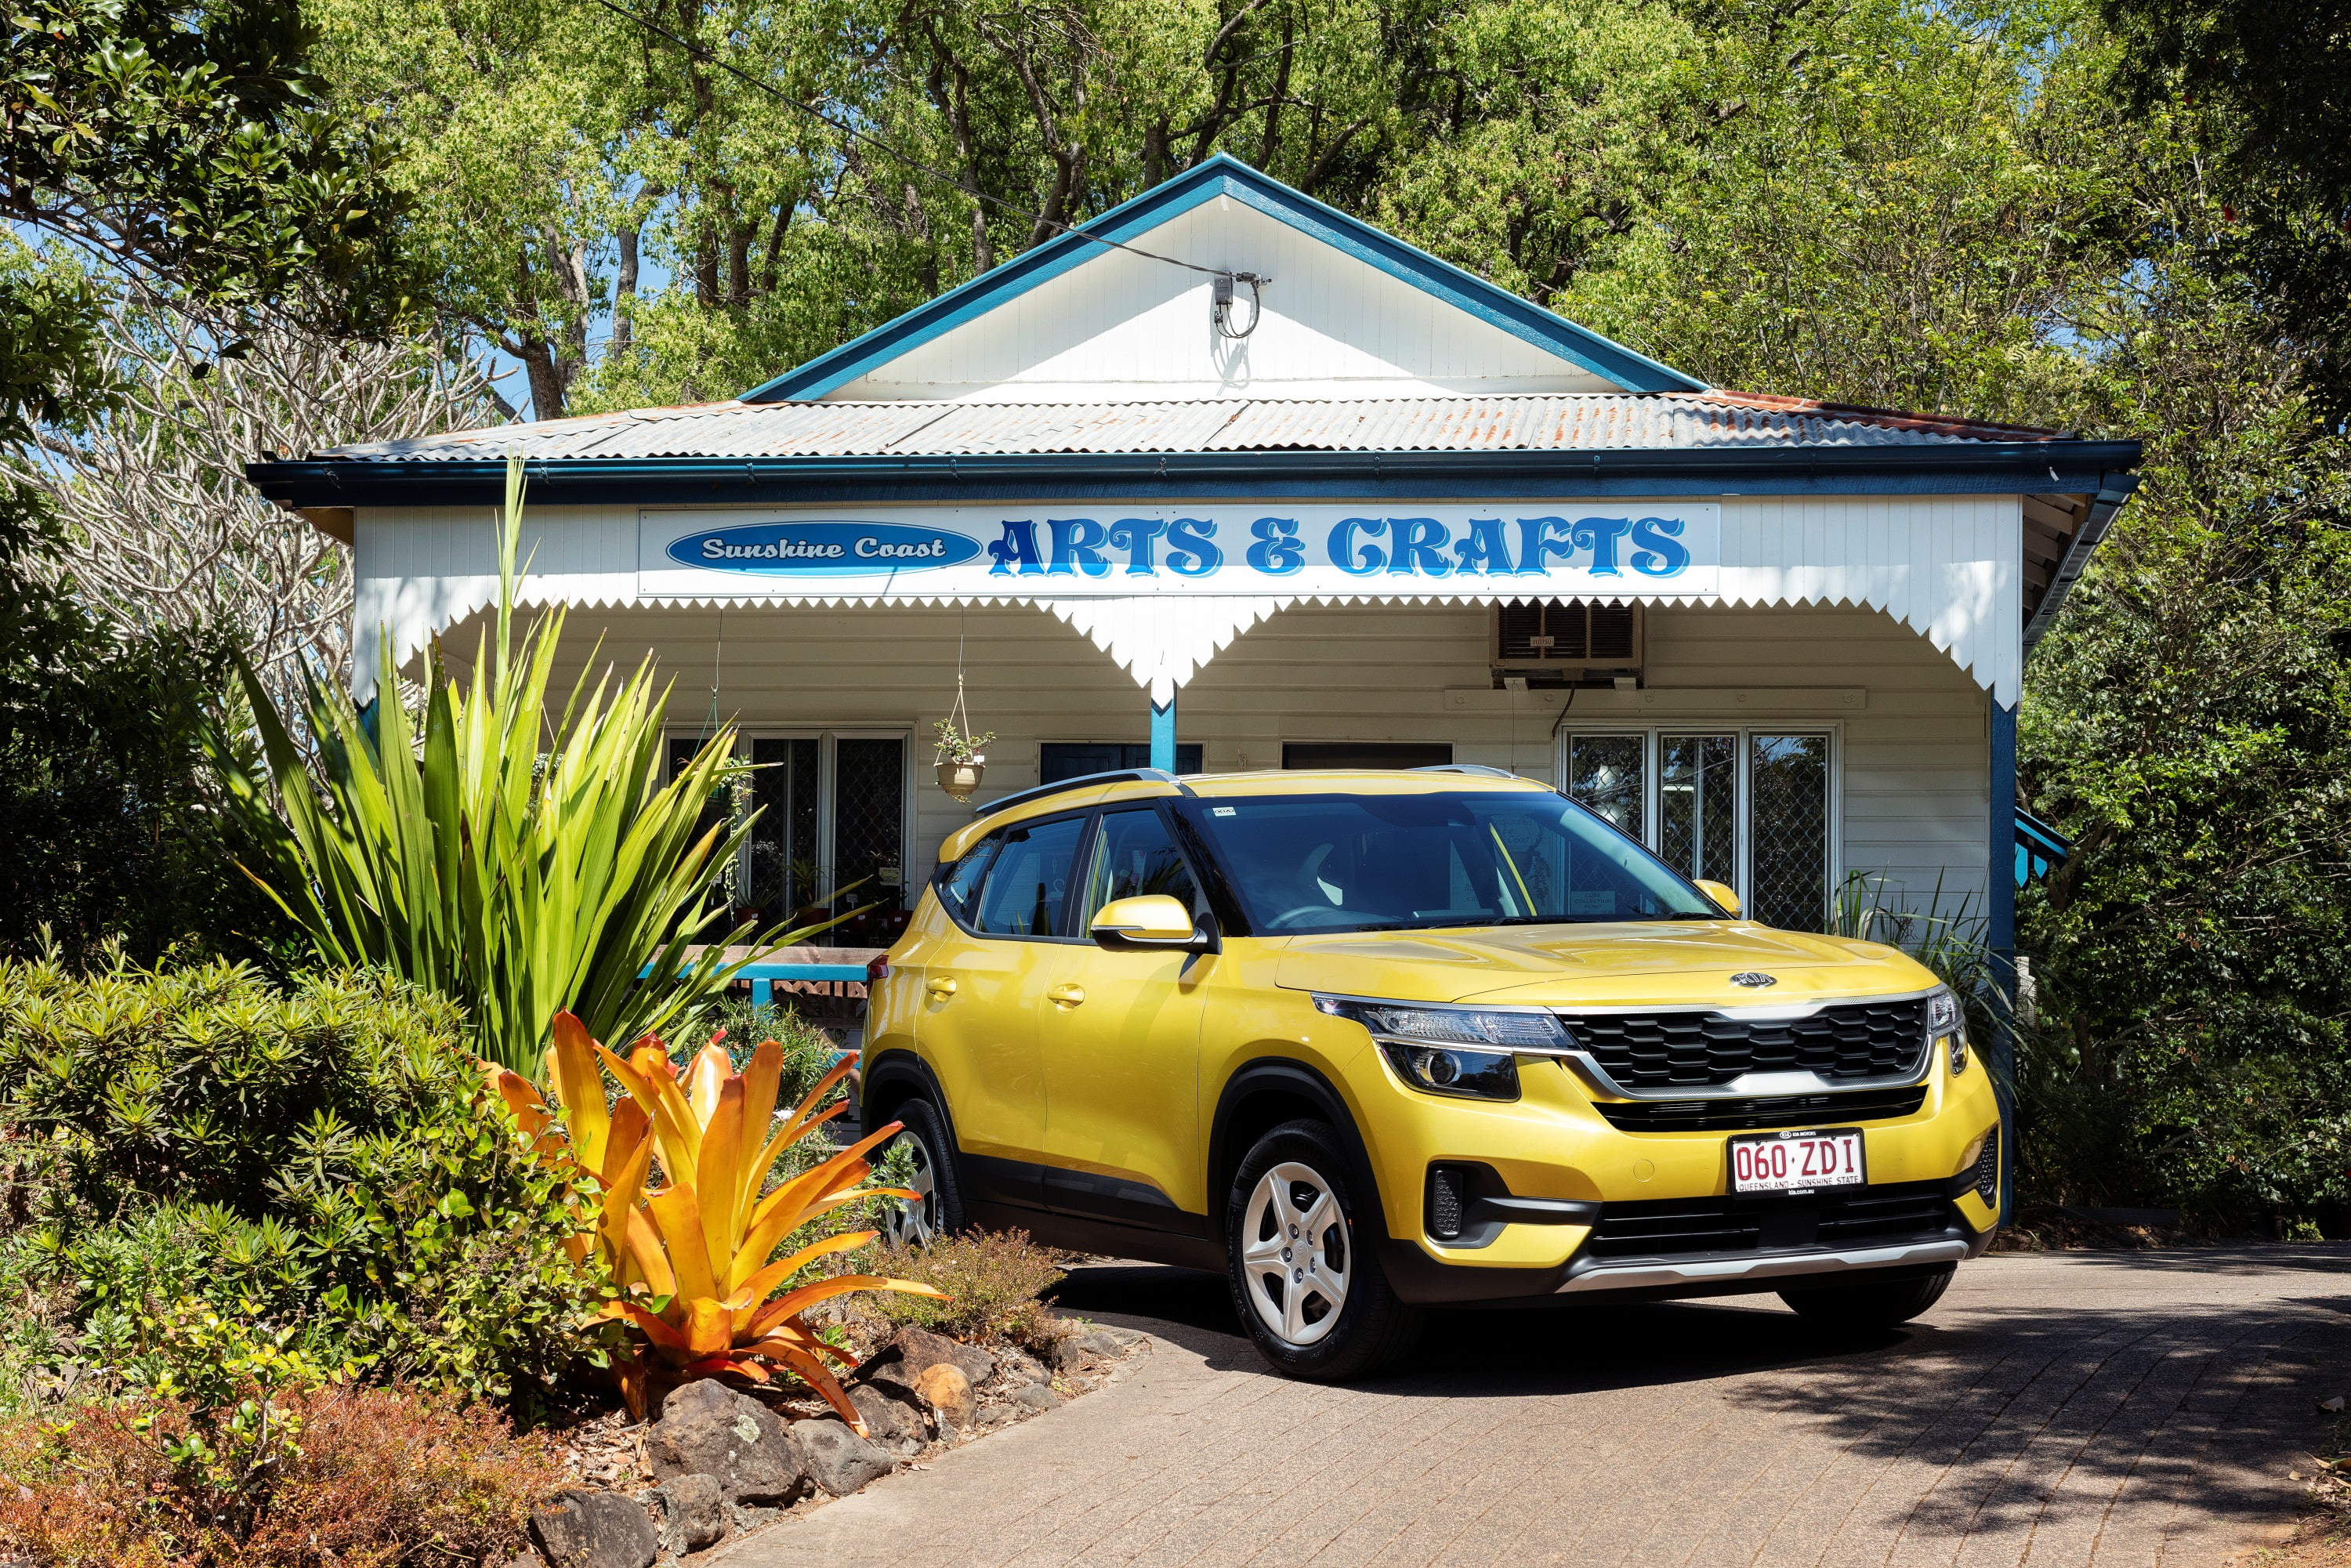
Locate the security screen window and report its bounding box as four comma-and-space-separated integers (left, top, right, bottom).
1660, 734, 1737, 887
1563, 730, 1835, 930
1750, 733, 1830, 931
1566, 735, 1644, 841
671, 731, 911, 942
1189, 791, 1715, 934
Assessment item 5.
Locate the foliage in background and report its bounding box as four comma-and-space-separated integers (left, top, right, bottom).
864, 1231, 1068, 1354
0, 955, 596, 1413
2, 0, 421, 967
5, 282, 494, 720
2101, 0, 2351, 422
218, 455, 828, 1074
498, 1015, 942, 1425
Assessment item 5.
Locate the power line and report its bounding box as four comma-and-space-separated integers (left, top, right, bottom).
583, 0, 1246, 284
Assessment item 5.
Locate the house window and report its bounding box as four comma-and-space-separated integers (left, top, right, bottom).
1562, 729, 1836, 931
668, 731, 910, 946
1281, 742, 1454, 770
1039, 742, 1203, 782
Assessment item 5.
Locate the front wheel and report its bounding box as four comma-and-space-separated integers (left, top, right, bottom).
1777, 1263, 1955, 1328
878, 1096, 966, 1248
1224, 1119, 1422, 1380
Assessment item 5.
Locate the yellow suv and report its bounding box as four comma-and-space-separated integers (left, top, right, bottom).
864, 767, 2001, 1378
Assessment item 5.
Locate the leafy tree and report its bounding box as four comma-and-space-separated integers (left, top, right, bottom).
2101, 0, 2351, 418
2, 0, 417, 962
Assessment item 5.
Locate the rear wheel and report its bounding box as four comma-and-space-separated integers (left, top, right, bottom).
1225, 1119, 1422, 1379
1777, 1263, 1955, 1328
878, 1096, 966, 1248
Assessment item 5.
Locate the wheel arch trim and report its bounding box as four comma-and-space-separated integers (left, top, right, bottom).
1207, 1057, 1389, 1247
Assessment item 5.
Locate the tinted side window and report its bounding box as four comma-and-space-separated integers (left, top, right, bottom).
1082, 808, 1202, 924
938, 835, 1001, 922
970, 817, 1089, 937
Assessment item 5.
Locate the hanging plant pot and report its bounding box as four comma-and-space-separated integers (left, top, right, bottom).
936, 757, 986, 800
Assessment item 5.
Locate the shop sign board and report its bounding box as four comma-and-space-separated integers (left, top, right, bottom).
640, 503, 1720, 597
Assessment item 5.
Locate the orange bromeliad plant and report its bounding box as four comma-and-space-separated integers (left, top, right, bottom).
493, 1012, 947, 1429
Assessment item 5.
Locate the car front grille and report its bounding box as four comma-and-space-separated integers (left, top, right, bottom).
1592, 1084, 1929, 1133
1562, 996, 1931, 1089
1585, 1179, 1958, 1262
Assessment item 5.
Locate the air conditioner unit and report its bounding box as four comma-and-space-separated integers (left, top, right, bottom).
1491, 599, 1644, 688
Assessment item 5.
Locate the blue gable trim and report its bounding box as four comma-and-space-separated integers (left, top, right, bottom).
739, 154, 1705, 403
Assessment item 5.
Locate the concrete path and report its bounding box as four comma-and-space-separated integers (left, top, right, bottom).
716, 1246, 2351, 1567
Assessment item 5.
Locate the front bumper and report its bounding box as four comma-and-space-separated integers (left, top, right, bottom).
1354, 1048, 2005, 1307
1556, 1236, 1972, 1298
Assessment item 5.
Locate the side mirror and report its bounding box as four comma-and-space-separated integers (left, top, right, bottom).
1694, 879, 1741, 918
1090, 894, 1210, 951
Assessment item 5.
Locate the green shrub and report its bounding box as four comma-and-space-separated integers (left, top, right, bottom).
864, 1230, 1067, 1352
0, 955, 596, 1414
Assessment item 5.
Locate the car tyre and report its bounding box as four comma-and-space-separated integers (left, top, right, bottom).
1224, 1118, 1422, 1379
878, 1095, 967, 1248
1777, 1263, 1955, 1328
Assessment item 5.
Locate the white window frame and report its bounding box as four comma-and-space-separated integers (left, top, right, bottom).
1557, 724, 1842, 922
667, 727, 915, 907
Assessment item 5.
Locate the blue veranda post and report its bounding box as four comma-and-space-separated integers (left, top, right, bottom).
1151, 693, 1177, 773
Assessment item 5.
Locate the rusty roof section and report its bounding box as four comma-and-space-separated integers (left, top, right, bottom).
317, 391, 2090, 464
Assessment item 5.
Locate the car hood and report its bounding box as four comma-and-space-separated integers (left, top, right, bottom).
1270, 922, 1937, 1008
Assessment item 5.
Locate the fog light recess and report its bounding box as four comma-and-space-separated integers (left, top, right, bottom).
1427, 1164, 1468, 1242
1972, 1125, 2000, 1205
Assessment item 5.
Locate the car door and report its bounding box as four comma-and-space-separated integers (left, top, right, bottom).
1034, 803, 1213, 1226
915, 812, 1092, 1212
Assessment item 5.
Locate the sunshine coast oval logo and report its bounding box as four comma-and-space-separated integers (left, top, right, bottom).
668, 520, 984, 575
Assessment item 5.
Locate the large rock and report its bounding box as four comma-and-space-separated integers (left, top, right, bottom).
911, 1362, 975, 1429
647, 1472, 726, 1555
788, 1418, 895, 1496
866, 1325, 993, 1392
847, 1381, 927, 1445
530, 1490, 657, 1568
644, 1381, 806, 1505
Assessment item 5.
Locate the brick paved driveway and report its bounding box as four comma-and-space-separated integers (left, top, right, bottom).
719, 1247, 2351, 1567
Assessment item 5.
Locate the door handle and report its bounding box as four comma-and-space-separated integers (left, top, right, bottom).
1045, 983, 1086, 1007
926, 976, 958, 1000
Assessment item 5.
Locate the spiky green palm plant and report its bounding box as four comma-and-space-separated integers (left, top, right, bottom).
214, 455, 845, 1074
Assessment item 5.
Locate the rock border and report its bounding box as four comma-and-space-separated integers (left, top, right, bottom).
523, 1323, 1150, 1567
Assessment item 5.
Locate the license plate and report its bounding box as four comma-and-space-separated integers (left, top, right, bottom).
1730, 1128, 1866, 1194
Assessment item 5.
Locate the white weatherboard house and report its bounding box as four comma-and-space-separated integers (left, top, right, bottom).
248, 155, 2139, 982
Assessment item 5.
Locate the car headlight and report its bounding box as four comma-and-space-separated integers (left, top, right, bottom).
1314, 997, 1573, 1102
1927, 987, 1969, 1074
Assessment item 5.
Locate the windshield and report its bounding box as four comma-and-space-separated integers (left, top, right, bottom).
1187, 789, 1720, 935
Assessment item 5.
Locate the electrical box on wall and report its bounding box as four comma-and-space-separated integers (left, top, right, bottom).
1491, 599, 1645, 688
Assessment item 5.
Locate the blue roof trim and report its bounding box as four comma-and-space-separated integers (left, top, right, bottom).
740, 154, 1704, 403
246, 440, 2144, 509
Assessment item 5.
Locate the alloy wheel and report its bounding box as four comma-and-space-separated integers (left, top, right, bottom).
882, 1127, 940, 1248
1240, 1160, 1351, 1345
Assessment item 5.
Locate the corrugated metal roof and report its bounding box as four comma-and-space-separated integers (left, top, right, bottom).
320, 392, 2070, 463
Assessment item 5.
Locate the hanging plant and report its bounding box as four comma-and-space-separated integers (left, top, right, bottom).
933, 716, 994, 801
933, 632, 994, 801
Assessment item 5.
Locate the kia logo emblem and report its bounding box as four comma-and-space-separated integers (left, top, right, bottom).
1730, 972, 1778, 988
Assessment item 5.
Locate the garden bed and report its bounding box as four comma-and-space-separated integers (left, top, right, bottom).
524, 1316, 1149, 1566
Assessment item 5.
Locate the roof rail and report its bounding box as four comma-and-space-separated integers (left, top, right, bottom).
973, 769, 1184, 819
1411, 764, 1522, 780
